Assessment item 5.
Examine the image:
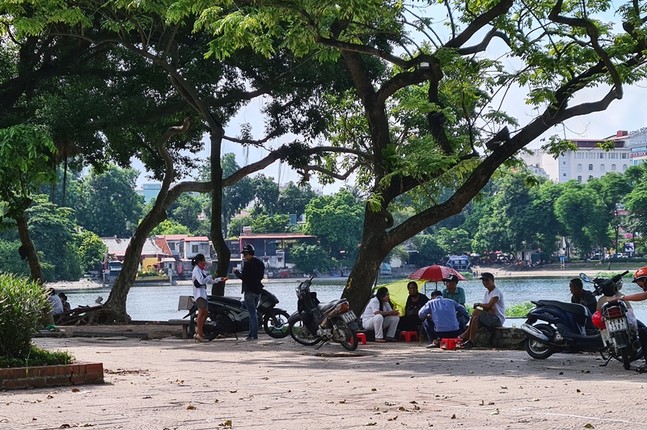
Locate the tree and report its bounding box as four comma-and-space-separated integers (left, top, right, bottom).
554, 183, 610, 256
303, 189, 364, 259
27, 196, 83, 281
78, 230, 108, 273
75, 166, 144, 237
198, 0, 647, 313
290, 243, 333, 275
277, 182, 317, 220
0, 125, 57, 281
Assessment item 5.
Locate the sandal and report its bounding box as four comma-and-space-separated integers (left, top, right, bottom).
461, 340, 475, 349
375, 338, 386, 343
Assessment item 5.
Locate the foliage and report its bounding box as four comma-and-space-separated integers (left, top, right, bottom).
78, 230, 107, 273
290, 243, 333, 274
0, 344, 73, 368
0, 274, 48, 359
75, 166, 144, 237
250, 213, 290, 233
410, 235, 446, 266
27, 196, 83, 281
167, 194, 206, 234
150, 219, 191, 236
228, 215, 252, 238
303, 189, 364, 258
506, 302, 534, 318
0, 240, 30, 277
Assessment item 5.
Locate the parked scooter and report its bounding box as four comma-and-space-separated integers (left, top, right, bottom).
185, 289, 290, 340
521, 270, 642, 369
288, 276, 359, 351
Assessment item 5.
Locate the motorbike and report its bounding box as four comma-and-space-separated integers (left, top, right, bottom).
184, 289, 290, 340
521, 270, 642, 369
288, 276, 359, 351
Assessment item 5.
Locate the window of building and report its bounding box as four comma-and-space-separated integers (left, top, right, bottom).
577, 163, 582, 172
600, 164, 605, 172
610, 153, 618, 159
621, 153, 628, 159
192, 244, 199, 254
588, 164, 593, 170
623, 164, 628, 170
599, 152, 605, 159
589, 175, 593, 180
577, 175, 582, 182
612, 164, 617, 171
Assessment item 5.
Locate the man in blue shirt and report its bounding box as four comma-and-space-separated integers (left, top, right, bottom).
418, 290, 470, 348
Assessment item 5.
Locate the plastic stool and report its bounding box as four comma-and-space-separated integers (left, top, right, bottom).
356, 332, 367, 345
399, 331, 419, 342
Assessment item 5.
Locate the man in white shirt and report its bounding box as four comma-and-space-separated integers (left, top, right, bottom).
460, 272, 505, 348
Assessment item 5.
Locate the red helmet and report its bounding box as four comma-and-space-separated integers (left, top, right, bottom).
633, 267, 647, 283
591, 310, 605, 330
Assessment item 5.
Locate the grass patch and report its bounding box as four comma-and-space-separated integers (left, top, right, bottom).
0, 345, 74, 368
506, 302, 533, 318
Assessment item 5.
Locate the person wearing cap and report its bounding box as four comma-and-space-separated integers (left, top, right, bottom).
442, 274, 466, 305
233, 244, 265, 341
418, 290, 469, 348
459, 272, 505, 349
397, 281, 429, 332
442, 274, 468, 331
616, 267, 647, 372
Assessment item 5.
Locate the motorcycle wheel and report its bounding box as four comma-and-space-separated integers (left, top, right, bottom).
619, 347, 632, 370
525, 323, 555, 359
289, 316, 320, 346
334, 319, 358, 351
263, 309, 290, 339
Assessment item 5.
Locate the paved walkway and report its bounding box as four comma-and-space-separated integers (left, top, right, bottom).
3, 330, 647, 430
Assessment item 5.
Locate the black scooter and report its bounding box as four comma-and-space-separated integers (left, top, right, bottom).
521, 271, 642, 369
184, 289, 290, 340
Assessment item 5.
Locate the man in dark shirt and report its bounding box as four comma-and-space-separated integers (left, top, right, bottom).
233, 244, 265, 340
569, 277, 597, 315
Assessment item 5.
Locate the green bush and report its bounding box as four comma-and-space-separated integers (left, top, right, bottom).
0, 273, 48, 359
506, 302, 534, 318
0, 344, 73, 368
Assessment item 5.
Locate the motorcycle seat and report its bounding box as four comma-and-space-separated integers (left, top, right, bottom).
535, 300, 590, 317
319, 299, 347, 314
207, 295, 242, 307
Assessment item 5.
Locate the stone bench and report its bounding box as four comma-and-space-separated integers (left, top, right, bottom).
475, 326, 525, 349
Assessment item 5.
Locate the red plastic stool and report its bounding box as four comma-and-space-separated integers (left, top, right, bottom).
356, 332, 367, 345
399, 331, 419, 342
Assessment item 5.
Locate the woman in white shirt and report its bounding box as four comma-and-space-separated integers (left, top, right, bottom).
191, 254, 226, 342
361, 287, 400, 342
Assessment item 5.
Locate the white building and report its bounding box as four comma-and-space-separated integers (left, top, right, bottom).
521, 130, 634, 183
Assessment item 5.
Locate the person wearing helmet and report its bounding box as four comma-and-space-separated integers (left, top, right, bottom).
619, 267, 647, 372
233, 244, 265, 341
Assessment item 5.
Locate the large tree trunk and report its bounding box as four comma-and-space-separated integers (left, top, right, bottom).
15, 211, 42, 283
102, 119, 189, 322
209, 126, 230, 296
342, 205, 391, 315
103, 207, 167, 322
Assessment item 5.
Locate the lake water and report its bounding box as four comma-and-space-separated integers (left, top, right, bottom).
62, 276, 647, 324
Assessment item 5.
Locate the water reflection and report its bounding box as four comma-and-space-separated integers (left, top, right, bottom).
62, 277, 647, 323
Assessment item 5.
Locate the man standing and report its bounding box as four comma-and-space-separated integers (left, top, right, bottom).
233, 244, 264, 341
460, 272, 505, 348
419, 290, 469, 348
569, 277, 597, 315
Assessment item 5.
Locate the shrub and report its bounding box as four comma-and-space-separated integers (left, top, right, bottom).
0, 344, 73, 368
0, 273, 48, 359
506, 302, 534, 318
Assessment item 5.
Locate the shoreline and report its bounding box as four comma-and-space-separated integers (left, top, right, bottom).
43, 265, 640, 291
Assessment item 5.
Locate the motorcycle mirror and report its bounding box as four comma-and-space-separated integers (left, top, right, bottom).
579, 273, 591, 283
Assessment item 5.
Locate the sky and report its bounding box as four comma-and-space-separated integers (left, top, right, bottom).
135, 84, 646, 193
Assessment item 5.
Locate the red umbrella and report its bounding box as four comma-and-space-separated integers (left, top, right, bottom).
407, 265, 466, 282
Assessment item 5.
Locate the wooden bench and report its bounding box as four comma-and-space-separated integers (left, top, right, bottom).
167, 319, 191, 339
